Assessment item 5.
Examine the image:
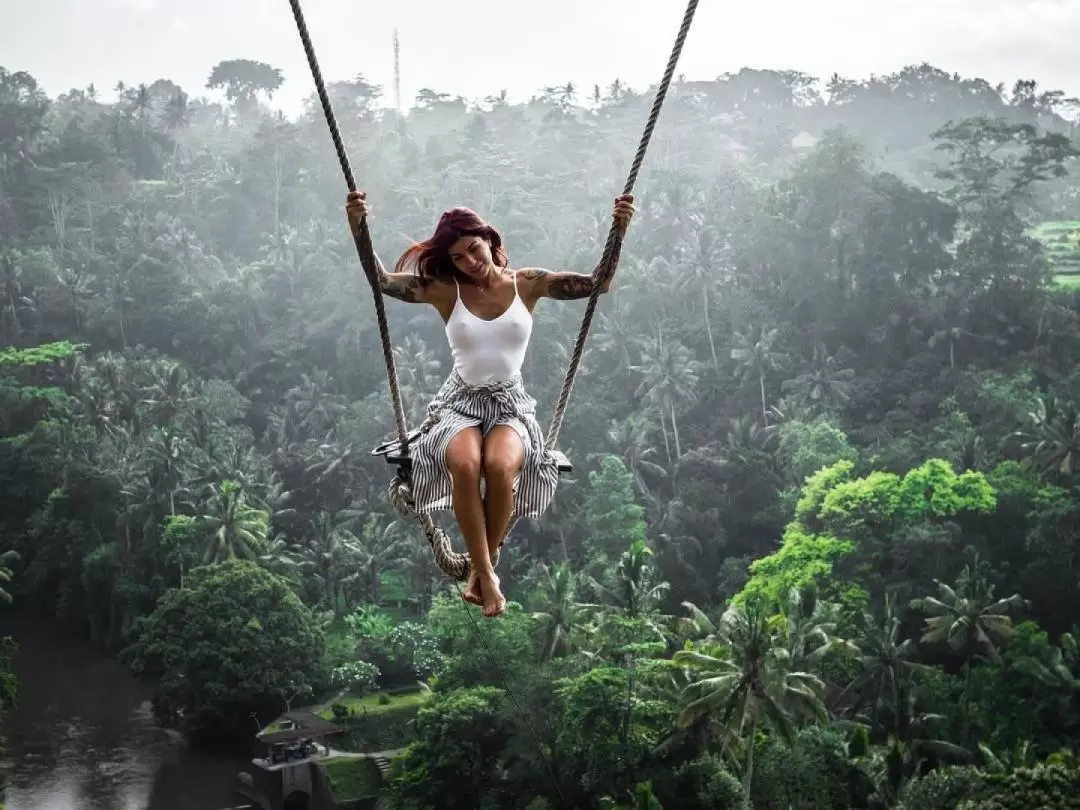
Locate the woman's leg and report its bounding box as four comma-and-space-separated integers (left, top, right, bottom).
482, 425, 526, 560
445, 426, 496, 609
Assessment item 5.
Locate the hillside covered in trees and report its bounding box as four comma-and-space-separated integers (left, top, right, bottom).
3, 56, 1080, 808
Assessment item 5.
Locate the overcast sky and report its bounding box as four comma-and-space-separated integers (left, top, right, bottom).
4, 0, 1080, 115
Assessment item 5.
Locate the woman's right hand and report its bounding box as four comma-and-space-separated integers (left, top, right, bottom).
345, 190, 369, 231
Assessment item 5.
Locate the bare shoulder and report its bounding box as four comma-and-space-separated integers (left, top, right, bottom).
423, 276, 456, 317
515, 267, 549, 287
512, 267, 545, 305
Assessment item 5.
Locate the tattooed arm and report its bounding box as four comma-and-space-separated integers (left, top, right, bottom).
522, 194, 634, 302
520, 239, 624, 302
346, 190, 439, 305
518, 268, 594, 301
373, 252, 438, 304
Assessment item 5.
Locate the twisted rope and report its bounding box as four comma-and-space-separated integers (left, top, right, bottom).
289, 0, 469, 579
288, 0, 409, 449
545, 0, 700, 449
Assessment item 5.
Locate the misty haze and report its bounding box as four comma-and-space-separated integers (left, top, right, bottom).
3, 1, 1080, 809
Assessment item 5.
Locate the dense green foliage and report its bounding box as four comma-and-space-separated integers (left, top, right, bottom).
123, 558, 326, 741
2, 56, 1080, 806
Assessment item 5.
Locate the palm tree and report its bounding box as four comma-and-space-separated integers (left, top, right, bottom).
910, 558, 1024, 739
297, 510, 366, 613
672, 602, 827, 808
588, 538, 670, 622
780, 343, 855, 415
0, 549, 20, 604
730, 326, 789, 424
631, 327, 702, 461
779, 585, 858, 673
838, 593, 934, 723
1017, 392, 1080, 479
353, 514, 409, 607
528, 561, 589, 662
198, 479, 271, 563
593, 412, 668, 499
672, 216, 728, 369
393, 335, 445, 425
844, 598, 972, 802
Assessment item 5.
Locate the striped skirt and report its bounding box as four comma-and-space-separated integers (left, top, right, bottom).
408, 370, 560, 521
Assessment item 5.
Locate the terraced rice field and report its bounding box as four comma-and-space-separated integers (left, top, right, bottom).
1031, 220, 1080, 287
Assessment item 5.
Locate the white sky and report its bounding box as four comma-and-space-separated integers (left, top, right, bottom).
4, 0, 1080, 114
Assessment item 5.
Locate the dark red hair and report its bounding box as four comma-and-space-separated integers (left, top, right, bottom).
394, 207, 508, 282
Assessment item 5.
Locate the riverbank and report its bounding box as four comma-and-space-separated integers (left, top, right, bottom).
0, 616, 251, 810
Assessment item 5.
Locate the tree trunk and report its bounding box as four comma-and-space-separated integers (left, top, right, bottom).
670, 402, 682, 459
742, 712, 757, 810
961, 658, 973, 742
704, 287, 718, 369
658, 410, 672, 464
759, 372, 768, 424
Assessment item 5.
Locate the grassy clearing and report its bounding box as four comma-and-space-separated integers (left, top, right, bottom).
316, 688, 430, 721
323, 756, 383, 801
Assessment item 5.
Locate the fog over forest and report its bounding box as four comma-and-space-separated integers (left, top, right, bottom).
4, 17, 1080, 809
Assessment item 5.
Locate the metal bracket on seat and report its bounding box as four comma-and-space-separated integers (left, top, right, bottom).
371, 426, 424, 469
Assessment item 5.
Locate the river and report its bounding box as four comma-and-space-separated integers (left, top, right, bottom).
1, 617, 254, 810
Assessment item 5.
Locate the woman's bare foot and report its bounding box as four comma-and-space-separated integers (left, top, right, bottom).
479, 573, 507, 618
462, 569, 483, 605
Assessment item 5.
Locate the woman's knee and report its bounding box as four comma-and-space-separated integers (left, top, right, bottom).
482, 430, 525, 484
446, 428, 482, 481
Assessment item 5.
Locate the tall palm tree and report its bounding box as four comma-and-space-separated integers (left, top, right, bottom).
393, 335, 445, 425
297, 510, 366, 614
779, 585, 858, 673
528, 561, 590, 662
838, 593, 934, 723
588, 538, 670, 622
631, 327, 702, 461
672, 602, 828, 808
910, 558, 1024, 739
352, 514, 409, 607
730, 326, 789, 424
672, 216, 728, 369
593, 412, 669, 500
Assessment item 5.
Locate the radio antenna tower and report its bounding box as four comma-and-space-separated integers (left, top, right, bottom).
393, 27, 401, 112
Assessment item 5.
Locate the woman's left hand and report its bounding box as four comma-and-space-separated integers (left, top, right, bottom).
613, 194, 635, 231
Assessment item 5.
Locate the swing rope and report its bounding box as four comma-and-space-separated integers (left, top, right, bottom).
288, 0, 699, 583
546, 0, 699, 449
288, 0, 470, 579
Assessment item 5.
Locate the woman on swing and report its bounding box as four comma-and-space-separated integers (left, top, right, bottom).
346, 190, 636, 617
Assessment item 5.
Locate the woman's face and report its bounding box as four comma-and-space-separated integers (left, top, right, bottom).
449, 235, 494, 280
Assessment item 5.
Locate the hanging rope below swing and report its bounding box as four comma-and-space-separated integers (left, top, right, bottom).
288, 0, 699, 581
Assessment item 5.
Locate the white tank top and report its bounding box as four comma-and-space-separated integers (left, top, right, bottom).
445, 272, 533, 385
